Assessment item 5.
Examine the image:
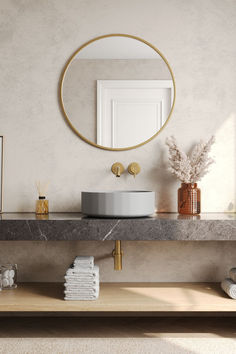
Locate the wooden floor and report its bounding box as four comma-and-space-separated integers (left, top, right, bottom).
0, 282, 235, 313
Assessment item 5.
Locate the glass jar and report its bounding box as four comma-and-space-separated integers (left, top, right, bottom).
178, 183, 200, 215
36, 196, 49, 215
0, 264, 17, 289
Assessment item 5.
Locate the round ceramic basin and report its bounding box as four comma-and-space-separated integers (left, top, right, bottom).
81, 191, 155, 218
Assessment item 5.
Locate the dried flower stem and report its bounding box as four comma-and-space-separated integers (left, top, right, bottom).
166, 136, 215, 183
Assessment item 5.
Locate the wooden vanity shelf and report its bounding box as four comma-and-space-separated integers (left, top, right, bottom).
0, 282, 235, 314
0, 213, 236, 315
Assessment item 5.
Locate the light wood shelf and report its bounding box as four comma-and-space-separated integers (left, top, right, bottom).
0, 282, 235, 313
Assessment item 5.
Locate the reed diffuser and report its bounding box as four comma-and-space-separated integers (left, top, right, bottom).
36, 181, 49, 215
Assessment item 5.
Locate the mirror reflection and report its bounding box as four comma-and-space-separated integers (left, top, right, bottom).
61, 35, 175, 150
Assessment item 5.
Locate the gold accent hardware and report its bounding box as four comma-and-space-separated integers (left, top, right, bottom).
59, 33, 176, 151
112, 240, 123, 271
111, 162, 125, 177
128, 162, 141, 178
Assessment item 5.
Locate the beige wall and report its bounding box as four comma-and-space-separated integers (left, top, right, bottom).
1, 0, 235, 214
0, 241, 235, 283
0, 0, 235, 282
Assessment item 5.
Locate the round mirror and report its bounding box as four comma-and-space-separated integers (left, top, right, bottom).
60, 34, 175, 151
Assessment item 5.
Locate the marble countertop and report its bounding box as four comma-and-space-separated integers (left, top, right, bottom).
0, 212, 235, 241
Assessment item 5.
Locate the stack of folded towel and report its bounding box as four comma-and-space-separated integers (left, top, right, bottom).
64, 256, 99, 301
221, 268, 236, 299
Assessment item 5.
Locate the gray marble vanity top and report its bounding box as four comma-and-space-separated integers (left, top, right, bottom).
0, 213, 235, 241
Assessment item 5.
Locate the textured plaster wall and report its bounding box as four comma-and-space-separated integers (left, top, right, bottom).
0, 241, 235, 283
0, 0, 235, 281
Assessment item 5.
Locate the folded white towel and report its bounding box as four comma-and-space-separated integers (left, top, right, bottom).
65, 286, 99, 295
64, 280, 99, 289
64, 294, 98, 301
65, 282, 99, 289
73, 265, 94, 270
65, 273, 98, 278
65, 275, 99, 283
65, 282, 98, 289
65, 288, 99, 296
74, 256, 94, 263
66, 270, 96, 276
64, 292, 99, 298
221, 278, 236, 299
229, 268, 236, 283
65, 274, 98, 280
64, 260, 99, 301
66, 265, 99, 277
65, 274, 98, 281
65, 288, 97, 293
73, 256, 94, 268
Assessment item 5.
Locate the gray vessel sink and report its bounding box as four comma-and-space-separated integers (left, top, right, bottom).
81, 191, 155, 218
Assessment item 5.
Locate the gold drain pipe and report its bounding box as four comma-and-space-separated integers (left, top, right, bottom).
112, 240, 123, 270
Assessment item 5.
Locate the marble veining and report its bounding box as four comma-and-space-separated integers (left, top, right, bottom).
0, 213, 235, 241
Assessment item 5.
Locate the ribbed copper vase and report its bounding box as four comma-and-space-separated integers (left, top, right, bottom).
178, 183, 200, 215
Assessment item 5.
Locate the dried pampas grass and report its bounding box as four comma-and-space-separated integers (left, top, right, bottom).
166, 136, 215, 183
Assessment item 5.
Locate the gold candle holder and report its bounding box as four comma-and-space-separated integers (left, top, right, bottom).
36, 196, 49, 215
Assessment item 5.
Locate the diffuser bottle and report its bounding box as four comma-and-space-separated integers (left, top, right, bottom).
36, 181, 49, 215
36, 196, 49, 215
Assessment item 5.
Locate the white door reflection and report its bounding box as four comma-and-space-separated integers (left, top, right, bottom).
97, 80, 173, 148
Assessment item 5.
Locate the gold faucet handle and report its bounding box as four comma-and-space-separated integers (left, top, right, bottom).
111, 162, 125, 177
128, 162, 141, 178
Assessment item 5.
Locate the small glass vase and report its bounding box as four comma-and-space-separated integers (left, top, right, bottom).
36, 196, 49, 215
0, 264, 17, 289
178, 183, 200, 215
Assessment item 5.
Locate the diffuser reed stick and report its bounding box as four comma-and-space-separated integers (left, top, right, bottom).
36, 181, 49, 197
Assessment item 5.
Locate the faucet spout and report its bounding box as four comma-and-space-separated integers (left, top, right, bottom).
111, 162, 125, 177
116, 166, 121, 177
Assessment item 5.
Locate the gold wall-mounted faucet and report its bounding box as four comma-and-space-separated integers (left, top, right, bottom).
128, 162, 141, 178
111, 162, 125, 177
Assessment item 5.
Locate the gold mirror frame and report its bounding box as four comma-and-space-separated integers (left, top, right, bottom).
60, 34, 176, 151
